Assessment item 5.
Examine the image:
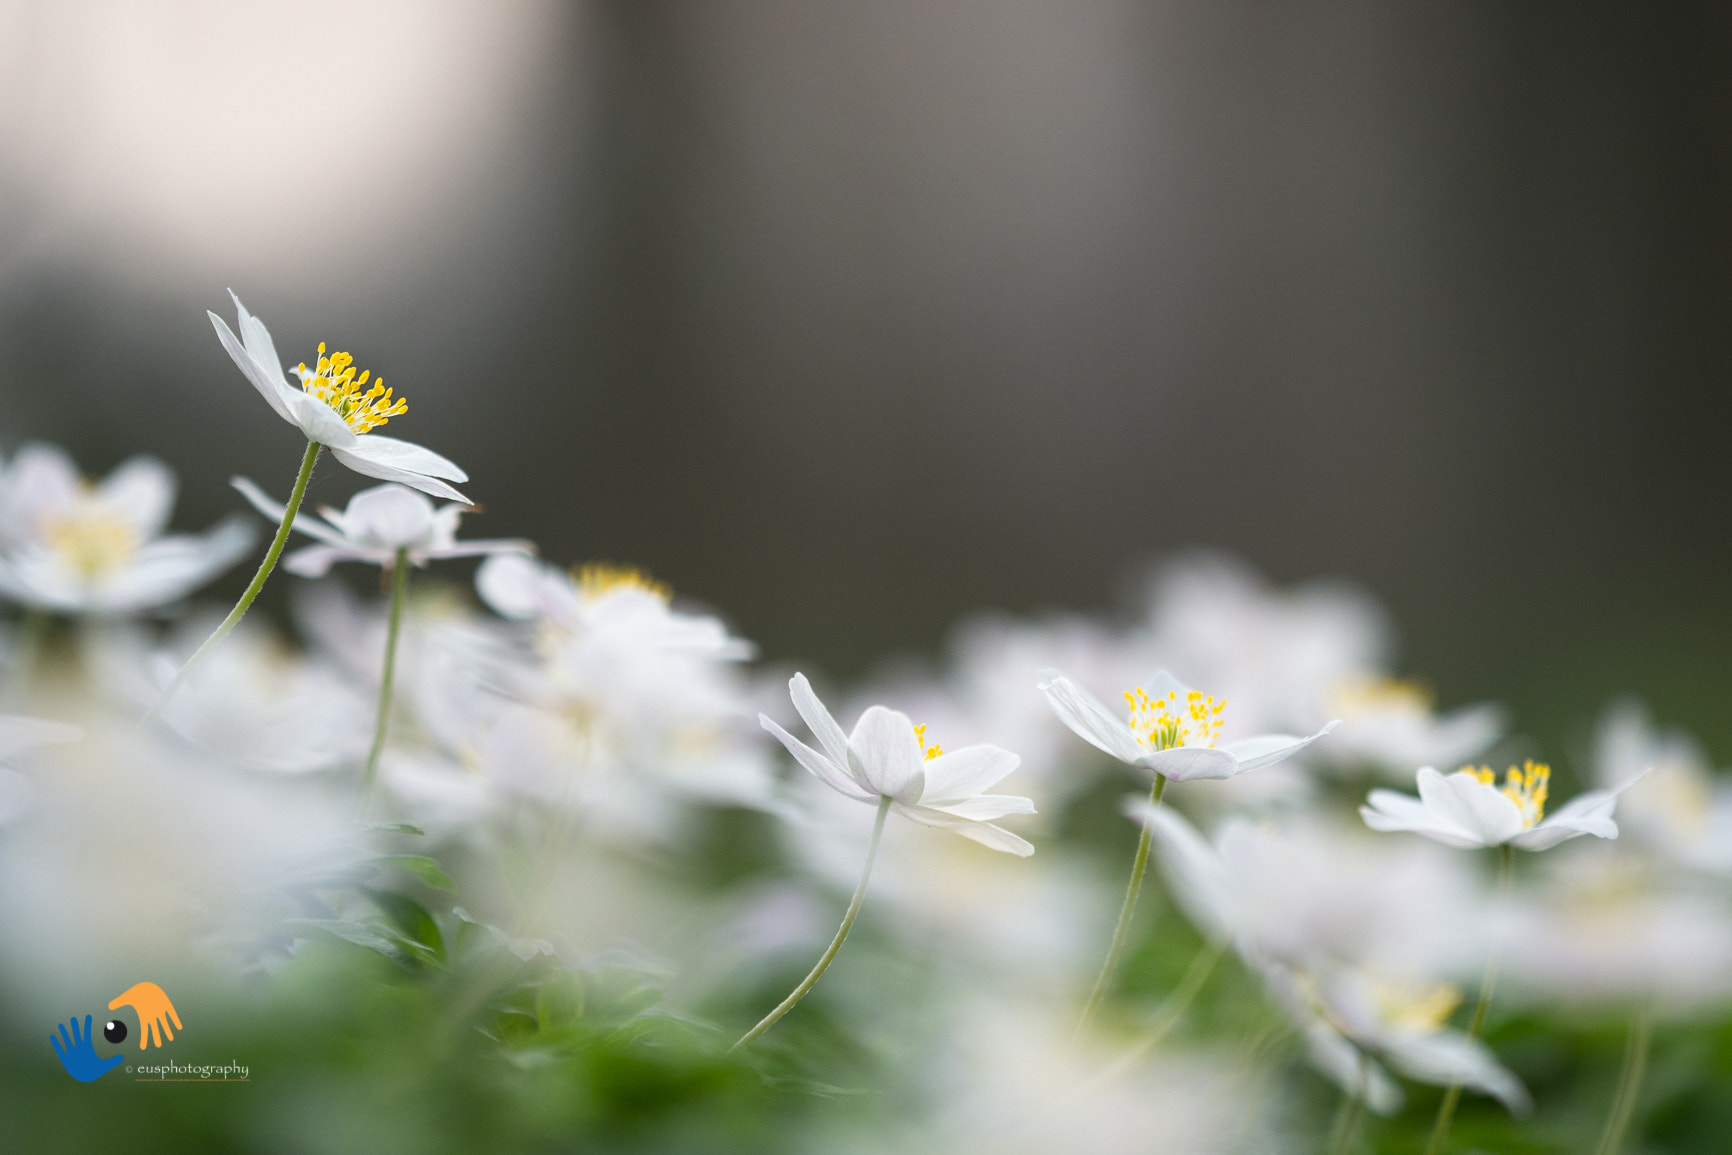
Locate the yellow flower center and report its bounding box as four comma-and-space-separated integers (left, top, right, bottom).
295, 342, 406, 433
1372, 976, 1462, 1033
1468, 760, 1550, 827
44, 507, 139, 579
1333, 676, 1434, 717
913, 723, 943, 762
1124, 686, 1225, 750
574, 563, 670, 604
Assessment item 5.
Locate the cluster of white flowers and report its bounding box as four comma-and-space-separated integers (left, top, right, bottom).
0, 300, 1718, 1152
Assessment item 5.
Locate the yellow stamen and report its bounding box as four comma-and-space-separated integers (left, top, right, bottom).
1373, 976, 1462, 1034
574, 563, 670, 604
913, 723, 943, 761
1463, 760, 1550, 827
1334, 676, 1434, 716
1123, 684, 1226, 751
294, 341, 406, 434
44, 507, 139, 580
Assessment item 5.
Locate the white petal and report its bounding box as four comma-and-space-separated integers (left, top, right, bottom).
1359, 788, 1486, 848
760, 714, 874, 802
343, 484, 437, 548
1142, 805, 1236, 942
921, 793, 1036, 821
329, 445, 470, 502
1381, 1030, 1532, 1115
414, 539, 536, 565
1520, 770, 1648, 848
1419, 767, 1524, 846
340, 434, 468, 482
474, 553, 550, 620
893, 803, 1034, 856
918, 744, 1021, 806
1036, 669, 1145, 764
94, 456, 175, 539
0, 443, 79, 544
210, 307, 295, 424
282, 391, 360, 447
1138, 746, 1238, 781
88, 519, 255, 612
229, 476, 349, 547
1219, 720, 1340, 772
848, 706, 925, 801
283, 544, 380, 577
788, 672, 852, 771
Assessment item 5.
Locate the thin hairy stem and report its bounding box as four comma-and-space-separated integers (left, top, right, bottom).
1592, 1008, 1653, 1155
1078, 773, 1169, 1036
731, 795, 891, 1052
1425, 842, 1514, 1155
361, 546, 410, 809
143, 440, 322, 724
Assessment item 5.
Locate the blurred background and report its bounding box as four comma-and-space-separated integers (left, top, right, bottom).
2, 0, 1729, 754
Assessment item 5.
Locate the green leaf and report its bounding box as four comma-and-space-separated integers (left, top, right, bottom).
376, 854, 455, 893
287, 918, 411, 963
361, 888, 447, 966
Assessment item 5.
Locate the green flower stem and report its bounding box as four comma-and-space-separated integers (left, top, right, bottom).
1424, 842, 1514, 1155
1592, 1008, 1653, 1155
361, 546, 410, 809
1078, 773, 1168, 1036
731, 795, 892, 1053
143, 440, 322, 724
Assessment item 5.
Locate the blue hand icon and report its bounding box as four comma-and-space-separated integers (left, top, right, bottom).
51, 1015, 124, 1083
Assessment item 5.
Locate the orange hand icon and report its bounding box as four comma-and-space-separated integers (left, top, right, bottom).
108, 982, 182, 1051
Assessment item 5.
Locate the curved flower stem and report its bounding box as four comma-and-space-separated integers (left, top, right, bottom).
1077, 773, 1169, 1037
1592, 1007, 1653, 1155
361, 546, 410, 810
143, 440, 322, 724
731, 795, 892, 1053
1424, 842, 1514, 1155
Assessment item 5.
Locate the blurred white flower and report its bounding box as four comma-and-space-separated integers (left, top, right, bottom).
845, 996, 1276, 1155
852, 612, 1158, 815
231, 477, 532, 577
1145, 806, 1525, 1115
0, 443, 252, 614
94, 619, 371, 775
1500, 845, 1732, 1009
1362, 763, 1643, 851
1038, 666, 1336, 782
208, 292, 470, 501
763, 673, 1035, 856
1143, 552, 1389, 735
1592, 698, 1732, 875
1323, 676, 1503, 780
476, 553, 752, 724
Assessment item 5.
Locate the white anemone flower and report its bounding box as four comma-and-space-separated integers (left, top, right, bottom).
763, 673, 1035, 856
208, 292, 470, 502
0, 443, 251, 614
1323, 676, 1504, 780
1362, 763, 1645, 851
1592, 699, 1732, 875
1145, 806, 1527, 1116
1037, 667, 1336, 782
230, 478, 533, 577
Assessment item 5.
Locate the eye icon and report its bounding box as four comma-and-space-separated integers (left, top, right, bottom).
103, 1020, 127, 1045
